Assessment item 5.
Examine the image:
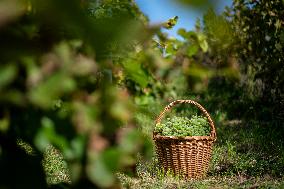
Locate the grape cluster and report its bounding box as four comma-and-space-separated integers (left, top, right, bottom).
155, 115, 210, 137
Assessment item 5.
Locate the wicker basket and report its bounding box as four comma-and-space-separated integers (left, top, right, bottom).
153, 100, 216, 179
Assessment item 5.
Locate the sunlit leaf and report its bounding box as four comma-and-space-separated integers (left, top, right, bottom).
110, 101, 131, 122
186, 63, 213, 80
29, 73, 76, 109
163, 16, 179, 29
102, 148, 121, 171
0, 117, 9, 133
134, 95, 155, 105
87, 153, 116, 188
121, 60, 150, 88
34, 117, 69, 152
187, 45, 199, 57
34, 127, 50, 152
119, 129, 142, 153
197, 33, 208, 52
0, 64, 17, 90
67, 136, 85, 160
177, 28, 196, 39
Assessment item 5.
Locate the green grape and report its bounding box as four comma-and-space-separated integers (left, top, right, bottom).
154, 115, 210, 137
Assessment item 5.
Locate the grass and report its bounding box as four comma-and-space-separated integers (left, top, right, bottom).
16, 99, 284, 188
118, 172, 284, 189
42, 145, 71, 185
17, 140, 71, 186
117, 119, 284, 188
122, 102, 284, 189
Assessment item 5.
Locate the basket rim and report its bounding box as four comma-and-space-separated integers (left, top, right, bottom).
155, 100, 216, 139
153, 133, 216, 141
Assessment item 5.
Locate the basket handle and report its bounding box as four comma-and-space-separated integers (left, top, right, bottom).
155, 100, 216, 139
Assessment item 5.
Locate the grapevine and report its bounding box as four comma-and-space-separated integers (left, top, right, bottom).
155, 115, 210, 137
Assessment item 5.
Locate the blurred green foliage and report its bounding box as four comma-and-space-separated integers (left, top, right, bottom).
0, 0, 283, 188
0, 0, 153, 188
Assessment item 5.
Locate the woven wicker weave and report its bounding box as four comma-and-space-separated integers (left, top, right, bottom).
153, 100, 216, 179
